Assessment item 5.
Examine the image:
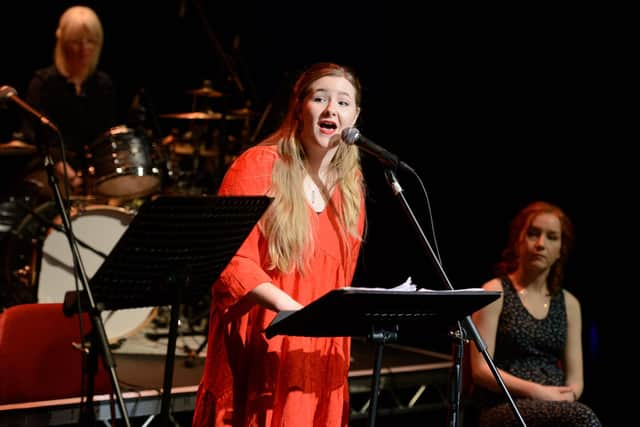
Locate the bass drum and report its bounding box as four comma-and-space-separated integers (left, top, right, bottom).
11, 202, 156, 344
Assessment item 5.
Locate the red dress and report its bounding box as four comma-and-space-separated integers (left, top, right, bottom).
192, 145, 365, 427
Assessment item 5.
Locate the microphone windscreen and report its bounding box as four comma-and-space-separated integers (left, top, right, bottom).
341, 127, 360, 145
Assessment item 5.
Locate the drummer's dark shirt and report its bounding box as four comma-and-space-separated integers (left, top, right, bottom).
22, 65, 116, 171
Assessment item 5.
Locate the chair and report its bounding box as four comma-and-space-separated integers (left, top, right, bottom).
0, 303, 112, 404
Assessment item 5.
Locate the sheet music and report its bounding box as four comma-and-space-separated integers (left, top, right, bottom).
268, 277, 489, 333
345, 277, 485, 293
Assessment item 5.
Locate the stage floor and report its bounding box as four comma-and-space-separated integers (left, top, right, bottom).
0, 314, 453, 426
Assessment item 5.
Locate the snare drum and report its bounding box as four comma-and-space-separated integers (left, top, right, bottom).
86, 126, 161, 199
5, 202, 156, 343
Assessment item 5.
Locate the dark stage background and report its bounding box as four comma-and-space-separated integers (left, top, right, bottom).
1, 2, 629, 425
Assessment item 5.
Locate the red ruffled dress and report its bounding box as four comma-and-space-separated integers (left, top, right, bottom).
192, 145, 365, 427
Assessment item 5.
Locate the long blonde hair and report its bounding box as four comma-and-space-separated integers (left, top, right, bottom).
261, 62, 364, 273
54, 6, 104, 79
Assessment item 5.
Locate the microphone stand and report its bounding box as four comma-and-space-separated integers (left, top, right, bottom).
382, 168, 526, 427
40, 136, 132, 427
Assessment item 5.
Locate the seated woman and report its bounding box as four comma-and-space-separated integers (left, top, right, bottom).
469, 201, 601, 426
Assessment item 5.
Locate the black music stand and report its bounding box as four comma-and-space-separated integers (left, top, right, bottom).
265, 287, 501, 427
64, 194, 271, 426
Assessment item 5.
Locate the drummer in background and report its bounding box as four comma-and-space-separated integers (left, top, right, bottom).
21, 5, 116, 199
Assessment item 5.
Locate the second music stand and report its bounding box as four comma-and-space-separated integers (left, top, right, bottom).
265, 287, 500, 427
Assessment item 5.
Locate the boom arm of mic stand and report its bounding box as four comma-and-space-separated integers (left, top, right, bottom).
191, 0, 245, 97
382, 168, 527, 427
42, 141, 132, 427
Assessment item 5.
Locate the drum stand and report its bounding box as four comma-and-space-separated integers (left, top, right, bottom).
144, 302, 210, 365
184, 335, 208, 367
144, 304, 209, 341
181, 305, 210, 366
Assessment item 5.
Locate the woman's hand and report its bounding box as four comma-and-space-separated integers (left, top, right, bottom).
54, 161, 83, 190
533, 384, 576, 401
249, 282, 304, 312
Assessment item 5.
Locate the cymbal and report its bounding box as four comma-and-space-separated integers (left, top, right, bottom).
159, 111, 223, 120
185, 86, 224, 98
227, 107, 260, 118
0, 140, 37, 156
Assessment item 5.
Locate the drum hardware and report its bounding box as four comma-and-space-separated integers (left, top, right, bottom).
1, 195, 33, 235
157, 81, 256, 194
171, 142, 217, 158
181, 299, 210, 366
3, 200, 110, 300
159, 126, 220, 195
227, 107, 259, 119
185, 80, 224, 98
159, 110, 248, 121
0, 140, 37, 156
159, 111, 224, 120
86, 125, 162, 199
67, 194, 100, 204
184, 336, 208, 367
9, 199, 109, 259
144, 298, 210, 366
12, 264, 34, 287
3, 202, 156, 343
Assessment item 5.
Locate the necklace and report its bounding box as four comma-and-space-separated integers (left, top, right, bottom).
518, 288, 550, 309
307, 184, 324, 211
304, 173, 329, 212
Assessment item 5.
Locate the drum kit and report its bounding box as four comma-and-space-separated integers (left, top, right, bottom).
0, 81, 257, 345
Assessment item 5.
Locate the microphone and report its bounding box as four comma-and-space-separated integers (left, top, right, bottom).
0, 85, 59, 132
341, 127, 413, 172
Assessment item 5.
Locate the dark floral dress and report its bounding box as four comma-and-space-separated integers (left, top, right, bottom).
472, 277, 601, 427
